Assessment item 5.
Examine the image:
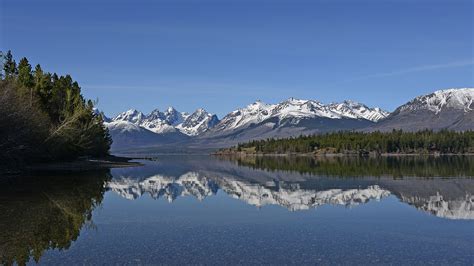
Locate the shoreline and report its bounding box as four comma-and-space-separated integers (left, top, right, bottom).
212, 152, 474, 157
2, 155, 142, 175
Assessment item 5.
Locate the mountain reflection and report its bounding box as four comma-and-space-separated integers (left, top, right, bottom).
107, 172, 390, 211
108, 156, 474, 219
1, 157, 472, 265
0, 171, 110, 265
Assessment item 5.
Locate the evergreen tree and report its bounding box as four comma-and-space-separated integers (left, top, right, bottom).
3, 50, 17, 78
17, 57, 34, 88
33, 64, 53, 109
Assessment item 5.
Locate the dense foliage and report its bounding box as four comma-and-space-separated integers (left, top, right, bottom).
224, 130, 474, 155
0, 50, 112, 164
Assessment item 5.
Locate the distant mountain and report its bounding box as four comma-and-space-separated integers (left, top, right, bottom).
104, 99, 387, 151
104, 107, 218, 151
102, 88, 473, 152
194, 98, 388, 146
176, 108, 220, 136
105, 120, 189, 150
211, 98, 388, 134
92, 108, 111, 122
111, 107, 219, 136
369, 88, 474, 131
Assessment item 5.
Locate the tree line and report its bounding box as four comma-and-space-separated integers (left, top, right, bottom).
222, 130, 474, 155
0, 50, 112, 165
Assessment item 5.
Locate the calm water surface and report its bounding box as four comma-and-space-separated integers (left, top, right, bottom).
1, 156, 473, 265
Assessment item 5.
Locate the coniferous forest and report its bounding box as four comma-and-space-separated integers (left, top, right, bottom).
0, 51, 112, 165
220, 130, 474, 155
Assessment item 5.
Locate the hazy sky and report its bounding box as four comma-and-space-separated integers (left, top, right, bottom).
1, 0, 473, 117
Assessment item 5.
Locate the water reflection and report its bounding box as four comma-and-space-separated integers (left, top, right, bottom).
107, 172, 390, 211
0, 171, 110, 265
1, 156, 473, 265
108, 156, 474, 219
224, 155, 474, 178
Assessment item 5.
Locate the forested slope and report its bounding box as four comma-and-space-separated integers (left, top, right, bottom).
219, 130, 474, 155
0, 51, 111, 165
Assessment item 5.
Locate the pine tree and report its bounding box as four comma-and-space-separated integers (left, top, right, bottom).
34, 64, 53, 110
17, 57, 35, 106
3, 50, 17, 78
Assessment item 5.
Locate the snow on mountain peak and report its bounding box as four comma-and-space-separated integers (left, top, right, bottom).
111, 107, 218, 136
114, 109, 146, 124
166, 106, 176, 113
272, 98, 388, 122
328, 100, 390, 122
399, 88, 474, 114
107, 95, 388, 138
284, 97, 309, 105
211, 97, 387, 132
92, 108, 111, 122
176, 108, 220, 136
246, 100, 271, 110
162, 107, 185, 126
214, 101, 274, 131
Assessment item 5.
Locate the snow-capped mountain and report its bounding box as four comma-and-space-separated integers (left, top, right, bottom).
105, 120, 189, 149
369, 88, 474, 132
399, 88, 473, 114
176, 108, 220, 136
211, 101, 273, 132
111, 107, 219, 136
328, 100, 389, 122
114, 109, 147, 124
105, 98, 387, 151
211, 98, 388, 133
196, 98, 388, 146
103, 88, 472, 152
110, 99, 387, 137
92, 108, 111, 122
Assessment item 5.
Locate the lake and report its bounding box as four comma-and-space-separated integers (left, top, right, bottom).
1, 156, 473, 265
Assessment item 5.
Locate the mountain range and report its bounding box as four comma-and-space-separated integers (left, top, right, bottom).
102, 88, 473, 152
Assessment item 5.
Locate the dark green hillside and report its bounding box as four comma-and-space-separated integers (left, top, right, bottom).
219, 130, 474, 155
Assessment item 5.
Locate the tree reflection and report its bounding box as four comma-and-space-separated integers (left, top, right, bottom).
0, 170, 110, 265
222, 155, 474, 178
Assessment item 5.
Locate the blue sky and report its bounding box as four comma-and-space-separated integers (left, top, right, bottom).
1, 0, 473, 117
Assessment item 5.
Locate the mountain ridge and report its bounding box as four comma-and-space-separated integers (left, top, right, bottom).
368, 88, 473, 132
103, 88, 473, 152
